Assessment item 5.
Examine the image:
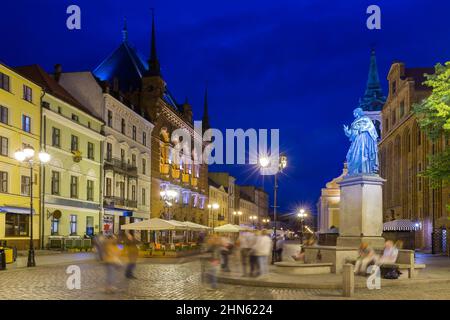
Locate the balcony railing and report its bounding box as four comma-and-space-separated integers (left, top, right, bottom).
104, 158, 137, 176
104, 196, 138, 208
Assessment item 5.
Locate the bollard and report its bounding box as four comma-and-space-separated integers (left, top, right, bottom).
342, 263, 354, 297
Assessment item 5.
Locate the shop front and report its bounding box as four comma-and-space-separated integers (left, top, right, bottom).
0, 206, 39, 250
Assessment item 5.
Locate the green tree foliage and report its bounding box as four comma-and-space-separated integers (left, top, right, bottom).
413, 62, 450, 189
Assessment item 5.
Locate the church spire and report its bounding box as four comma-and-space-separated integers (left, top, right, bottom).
147, 9, 161, 76
359, 48, 386, 112
122, 18, 128, 42
202, 86, 210, 133
365, 48, 382, 95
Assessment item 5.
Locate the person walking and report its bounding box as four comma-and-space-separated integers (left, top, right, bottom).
102, 235, 122, 293
237, 231, 253, 277
206, 234, 222, 290
220, 235, 232, 272
275, 235, 285, 262
124, 232, 139, 279
251, 230, 272, 276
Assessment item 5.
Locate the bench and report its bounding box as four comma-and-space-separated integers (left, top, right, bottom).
274, 262, 333, 275
345, 249, 425, 279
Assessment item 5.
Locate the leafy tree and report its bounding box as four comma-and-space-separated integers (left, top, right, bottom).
413, 62, 450, 189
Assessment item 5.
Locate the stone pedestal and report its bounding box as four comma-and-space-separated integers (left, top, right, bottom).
336, 174, 386, 249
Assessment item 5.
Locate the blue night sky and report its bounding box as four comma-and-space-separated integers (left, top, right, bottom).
2, 0, 450, 216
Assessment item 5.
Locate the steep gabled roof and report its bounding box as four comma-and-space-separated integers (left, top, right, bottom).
93, 41, 149, 93
14, 64, 100, 120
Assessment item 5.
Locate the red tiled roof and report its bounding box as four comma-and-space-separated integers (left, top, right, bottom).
14, 64, 101, 120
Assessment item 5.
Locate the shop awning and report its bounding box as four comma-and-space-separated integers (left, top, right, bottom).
0, 206, 36, 215
383, 219, 420, 231
121, 218, 189, 231
104, 208, 133, 217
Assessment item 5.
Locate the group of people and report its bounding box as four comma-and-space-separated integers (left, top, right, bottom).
354, 240, 402, 278
204, 230, 278, 289
93, 232, 139, 293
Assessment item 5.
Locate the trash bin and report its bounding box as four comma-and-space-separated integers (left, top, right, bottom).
0, 249, 6, 270
4, 248, 13, 264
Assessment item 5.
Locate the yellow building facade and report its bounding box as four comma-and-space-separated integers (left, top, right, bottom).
0, 63, 42, 249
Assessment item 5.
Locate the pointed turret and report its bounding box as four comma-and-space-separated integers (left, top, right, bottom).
202, 86, 210, 133
147, 9, 161, 76
358, 48, 386, 112
122, 18, 128, 43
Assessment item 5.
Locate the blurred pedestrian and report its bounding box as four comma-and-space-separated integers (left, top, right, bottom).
124, 232, 139, 279
354, 242, 376, 276
206, 234, 222, 290
275, 235, 285, 262
251, 230, 272, 276
102, 235, 122, 293
93, 232, 105, 261
237, 231, 254, 277
377, 240, 398, 265
220, 236, 233, 272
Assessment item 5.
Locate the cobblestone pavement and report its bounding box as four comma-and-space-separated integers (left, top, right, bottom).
0, 260, 450, 300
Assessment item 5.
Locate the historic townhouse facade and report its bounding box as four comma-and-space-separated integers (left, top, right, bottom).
379, 61, 450, 250
240, 185, 269, 225
238, 190, 258, 228
0, 63, 42, 249
58, 70, 154, 235
92, 16, 209, 225
208, 172, 236, 224
208, 178, 229, 228
15, 65, 104, 247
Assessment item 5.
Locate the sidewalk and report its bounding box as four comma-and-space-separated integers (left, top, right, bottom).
215, 252, 450, 290
8, 251, 96, 269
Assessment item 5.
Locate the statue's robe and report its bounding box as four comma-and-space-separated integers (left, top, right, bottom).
346, 116, 379, 175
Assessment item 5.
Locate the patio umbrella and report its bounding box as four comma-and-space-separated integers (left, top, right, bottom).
180, 221, 211, 230
121, 218, 188, 231
214, 224, 243, 233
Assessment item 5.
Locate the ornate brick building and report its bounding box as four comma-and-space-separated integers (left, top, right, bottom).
93, 16, 209, 224
379, 61, 450, 250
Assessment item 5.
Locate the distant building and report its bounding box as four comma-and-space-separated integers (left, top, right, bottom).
317, 163, 347, 233
208, 172, 236, 224
240, 185, 269, 226
207, 178, 228, 229
379, 61, 449, 250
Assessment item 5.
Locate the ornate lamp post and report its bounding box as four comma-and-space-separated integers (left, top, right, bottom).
160, 189, 178, 220
297, 208, 307, 245
233, 210, 242, 225
14, 146, 51, 267
207, 203, 219, 232
259, 154, 287, 264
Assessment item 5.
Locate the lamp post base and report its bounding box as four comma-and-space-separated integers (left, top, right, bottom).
27, 247, 36, 267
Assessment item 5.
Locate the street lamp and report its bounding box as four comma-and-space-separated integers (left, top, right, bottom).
160, 189, 178, 220
259, 153, 287, 264
297, 209, 307, 245
233, 210, 242, 225
14, 146, 51, 267
207, 203, 220, 232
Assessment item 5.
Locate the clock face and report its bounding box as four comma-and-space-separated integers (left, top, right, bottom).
147, 85, 154, 92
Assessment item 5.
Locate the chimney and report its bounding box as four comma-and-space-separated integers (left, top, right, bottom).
54, 64, 62, 82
